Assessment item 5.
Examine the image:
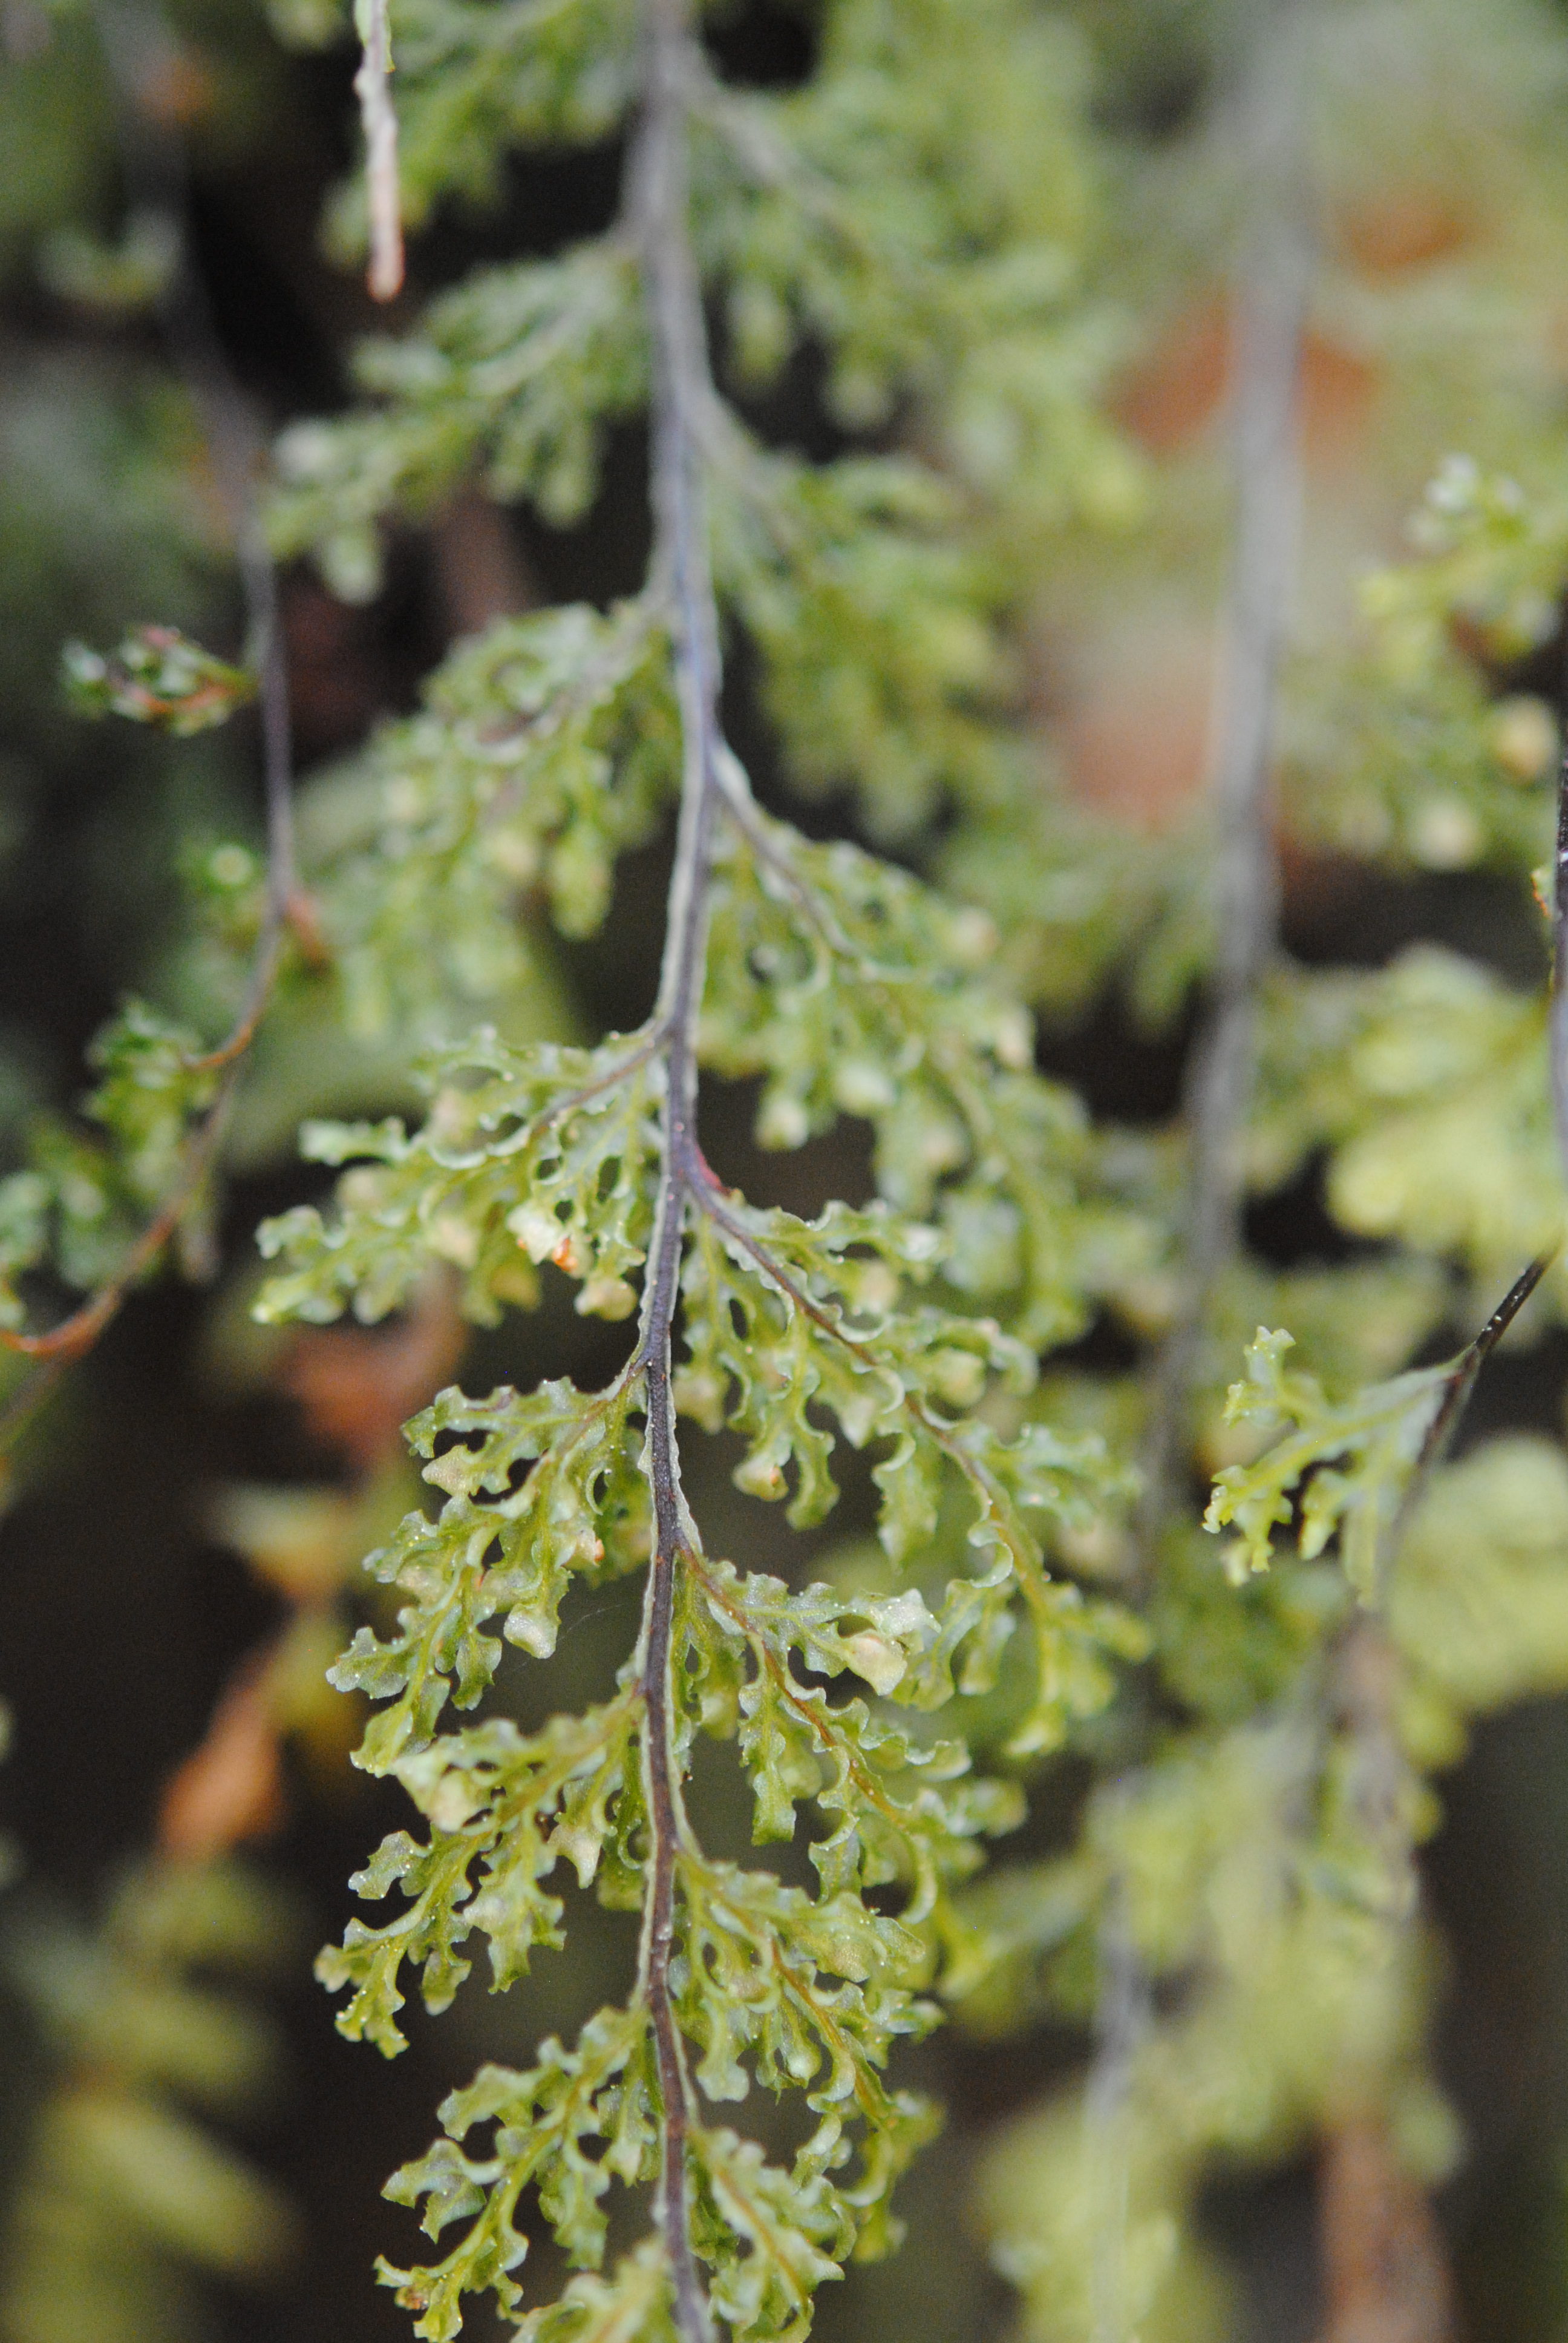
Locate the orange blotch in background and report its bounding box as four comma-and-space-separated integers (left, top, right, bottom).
1115, 295, 1376, 465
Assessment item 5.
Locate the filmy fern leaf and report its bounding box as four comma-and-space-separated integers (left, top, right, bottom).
259, 2, 1142, 2338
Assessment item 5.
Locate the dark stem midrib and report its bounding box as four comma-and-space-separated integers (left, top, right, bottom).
629, 2, 725, 2337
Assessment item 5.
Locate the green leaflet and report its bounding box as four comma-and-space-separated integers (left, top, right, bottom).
61, 624, 255, 735
255, 1028, 664, 1325
1204, 1328, 1454, 1596
379, 2004, 658, 2338
1284, 644, 1555, 877
0, 999, 223, 1316
290, 598, 676, 1035
935, 787, 1219, 1028
679, 1856, 938, 2191
272, 241, 647, 598
683, 1552, 1024, 1916
318, 1694, 642, 2052
509, 2244, 676, 2343
324, 1373, 646, 1756
1212, 1258, 1452, 1406
675, 1194, 993, 1525
702, 809, 1142, 1343
692, 0, 1101, 442
691, 2128, 846, 2343
1250, 949, 1560, 1304
1388, 1437, 1568, 1764
1362, 455, 1568, 680
79, 1003, 221, 1204
1276, 462, 1568, 882
678, 1191, 1140, 1751
710, 439, 1010, 840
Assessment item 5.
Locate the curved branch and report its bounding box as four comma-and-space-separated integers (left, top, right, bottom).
0, 0, 298, 1405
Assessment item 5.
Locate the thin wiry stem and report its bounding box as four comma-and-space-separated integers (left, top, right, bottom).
0, 0, 298, 1403
1552, 741, 1568, 1188
1298, 1241, 1555, 2330
1391, 1246, 1555, 1556
626, 2, 724, 2336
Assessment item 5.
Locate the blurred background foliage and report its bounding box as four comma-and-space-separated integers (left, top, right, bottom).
13, 1, 1568, 2340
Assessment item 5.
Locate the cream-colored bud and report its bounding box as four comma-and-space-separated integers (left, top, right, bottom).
1490, 694, 1558, 783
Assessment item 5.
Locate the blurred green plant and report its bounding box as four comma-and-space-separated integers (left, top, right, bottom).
0, 1862, 301, 2343
64, 627, 255, 738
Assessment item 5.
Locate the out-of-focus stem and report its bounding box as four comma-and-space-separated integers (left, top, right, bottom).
1090, 9, 1313, 2338
1138, 0, 1314, 1555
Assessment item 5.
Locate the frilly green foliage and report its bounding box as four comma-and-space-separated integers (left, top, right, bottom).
1282, 459, 1567, 877
711, 442, 1013, 839
273, 244, 648, 602
330, 0, 638, 241
281, 596, 676, 1047
691, 0, 1100, 444
0, 1001, 223, 1322
1251, 948, 1559, 1302
1204, 1326, 1455, 1596
270, 0, 1131, 842
970, 1383, 1568, 2339
975, 1712, 1446, 2343
24, 0, 1568, 2336
700, 810, 1142, 1341
945, 4, 1568, 2336
936, 790, 1219, 1029
256, 1027, 665, 1325
61, 624, 255, 735
238, 4, 1162, 2335
266, 0, 1568, 2328
1391, 1437, 1568, 1763
296, 1261, 1121, 2335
